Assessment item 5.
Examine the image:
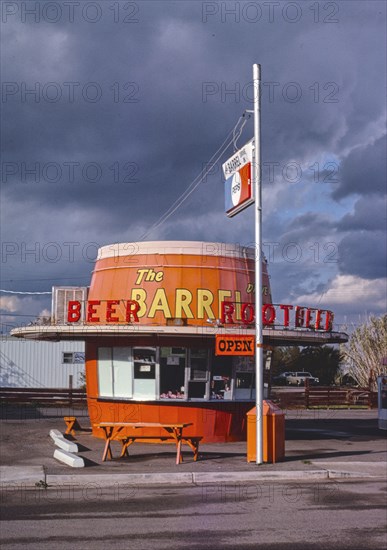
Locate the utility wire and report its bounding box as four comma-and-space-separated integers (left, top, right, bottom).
1, 114, 251, 295
0, 289, 52, 295
1, 277, 90, 283
140, 114, 250, 241
0, 313, 49, 317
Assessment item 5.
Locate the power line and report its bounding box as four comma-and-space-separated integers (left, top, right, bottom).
0, 313, 48, 317
140, 114, 250, 241
1, 115, 251, 298
0, 290, 52, 295
1, 277, 90, 283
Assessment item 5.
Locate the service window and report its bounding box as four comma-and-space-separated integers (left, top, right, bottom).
159, 347, 186, 399
133, 347, 157, 400
188, 349, 209, 400
134, 363, 155, 379
235, 372, 255, 400
97, 347, 133, 398
233, 356, 255, 400
211, 356, 232, 400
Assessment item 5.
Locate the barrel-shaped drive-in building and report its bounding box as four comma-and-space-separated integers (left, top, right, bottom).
11, 241, 348, 442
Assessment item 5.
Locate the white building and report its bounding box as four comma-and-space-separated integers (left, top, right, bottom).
0, 337, 85, 388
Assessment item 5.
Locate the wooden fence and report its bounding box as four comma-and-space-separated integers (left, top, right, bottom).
0, 387, 86, 406
0, 386, 378, 409
271, 386, 377, 409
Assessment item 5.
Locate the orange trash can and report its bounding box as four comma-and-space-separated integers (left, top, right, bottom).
247, 401, 285, 463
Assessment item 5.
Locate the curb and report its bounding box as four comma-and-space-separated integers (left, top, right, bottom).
1, 466, 385, 489
192, 470, 328, 484
45, 470, 329, 487
312, 461, 386, 480
0, 466, 46, 486
46, 472, 194, 486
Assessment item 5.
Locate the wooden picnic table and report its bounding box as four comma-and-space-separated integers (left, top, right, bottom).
94, 422, 198, 465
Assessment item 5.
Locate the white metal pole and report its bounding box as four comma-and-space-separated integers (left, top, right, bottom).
253, 63, 263, 465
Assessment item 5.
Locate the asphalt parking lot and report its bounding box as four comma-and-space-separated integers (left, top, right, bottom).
0, 404, 385, 480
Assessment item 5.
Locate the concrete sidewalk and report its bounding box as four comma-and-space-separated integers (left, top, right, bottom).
0, 406, 386, 487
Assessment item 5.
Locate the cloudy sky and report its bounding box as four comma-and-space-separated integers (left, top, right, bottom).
1, 0, 386, 333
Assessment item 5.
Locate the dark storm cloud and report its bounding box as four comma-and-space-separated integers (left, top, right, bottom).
334, 191, 386, 283
1, 0, 386, 327
2, 2, 222, 221
268, 261, 329, 303
338, 231, 387, 280
333, 135, 386, 200
3, 1, 384, 215
265, 212, 339, 266
286, 213, 335, 235
337, 195, 387, 232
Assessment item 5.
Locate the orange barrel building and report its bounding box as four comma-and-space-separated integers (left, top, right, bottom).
11, 240, 348, 442
83, 241, 271, 442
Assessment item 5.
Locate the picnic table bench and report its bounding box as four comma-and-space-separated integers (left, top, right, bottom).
94, 422, 202, 465
64, 416, 92, 436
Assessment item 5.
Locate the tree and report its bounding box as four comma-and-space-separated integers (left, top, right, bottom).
271, 345, 341, 385
297, 346, 341, 386
341, 315, 387, 390
271, 346, 300, 376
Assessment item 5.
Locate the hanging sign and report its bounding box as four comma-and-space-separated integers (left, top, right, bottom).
224, 163, 254, 217
222, 140, 254, 179
223, 141, 254, 218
